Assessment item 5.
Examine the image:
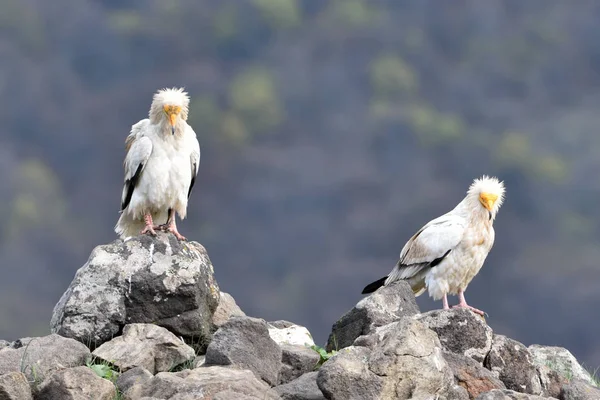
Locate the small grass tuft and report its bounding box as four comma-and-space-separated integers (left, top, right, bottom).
310, 345, 337, 369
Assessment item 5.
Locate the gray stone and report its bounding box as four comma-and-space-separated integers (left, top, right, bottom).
529, 344, 595, 388
485, 335, 542, 395
0, 372, 33, 400
116, 366, 153, 394
475, 389, 553, 399
205, 316, 282, 386
416, 308, 493, 363
317, 346, 383, 400
0, 334, 90, 386
51, 233, 220, 349
212, 292, 245, 328
124, 366, 279, 399
279, 344, 321, 384
318, 318, 456, 400
559, 379, 600, 400
326, 280, 419, 351
0, 341, 9, 350
36, 366, 116, 400
92, 323, 195, 374
444, 352, 505, 399
275, 372, 326, 400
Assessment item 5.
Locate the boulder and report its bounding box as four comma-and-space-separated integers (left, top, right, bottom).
116, 366, 153, 395
279, 344, 321, 384
0, 341, 9, 350
212, 292, 245, 328
326, 280, 419, 351
559, 379, 600, 400
484, 335, 541, 395
205, 316, 282, 386
475, 389, 553, 399
51, 233, 220, 349
443, 351, 505, 399
0, 334, 90, 386
416, 308, 493, 363
36, 366, 116, 400
92, 323, 195, 374
528, 345, 595, 388
124, 366, 279, 399
0, 372, 33, 400
318, 318, 457, 400
269, 321, 315, 347
275, 371, 326, 400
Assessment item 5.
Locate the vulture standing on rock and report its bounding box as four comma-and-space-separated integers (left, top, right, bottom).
362, 176, 505, 315
115, 87, 200, 241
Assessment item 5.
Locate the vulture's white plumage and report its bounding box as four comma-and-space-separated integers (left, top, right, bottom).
362, 176, 505, 315
115, 88, 200, 241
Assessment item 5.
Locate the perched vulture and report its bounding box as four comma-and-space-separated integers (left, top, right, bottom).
115, 88, 200, 241
362, 176, 505, 315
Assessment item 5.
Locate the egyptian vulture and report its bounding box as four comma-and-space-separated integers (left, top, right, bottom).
362, 176, 505, 315
115, 88, 200, 241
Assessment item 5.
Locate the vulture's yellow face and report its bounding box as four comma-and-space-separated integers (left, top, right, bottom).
479, 192, 499, 211
163, 105, 182, 134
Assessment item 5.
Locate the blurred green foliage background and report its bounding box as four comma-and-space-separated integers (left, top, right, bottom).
1, 0, 600, 367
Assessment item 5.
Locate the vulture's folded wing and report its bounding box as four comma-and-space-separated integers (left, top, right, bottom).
121, 123, 153, 211
186, 127, 201, 199
386, 213, 466, 283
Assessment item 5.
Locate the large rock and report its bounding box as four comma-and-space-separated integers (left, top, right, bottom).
205, 316, 282, 386
475, 389, 553, 399
275, 372, 326, 400
124, 366, 279, 399
484, 335, 542, 395
51, 233, 220, 349
0, 334, 90, 385
528, 344, 595, 388
326, 280, 419, 351
212, 292, 245, 328
559, 379, 600, 400
279, 344, 321, 384
0, 372, 33, 400
36, 366, 116, 400
416, 309, 493, 363
444, 352, 505, 399
318, 318, 457, 400
92, 323, 195, 374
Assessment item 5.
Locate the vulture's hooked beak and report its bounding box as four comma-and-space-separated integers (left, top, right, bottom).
169, 113, 177, 135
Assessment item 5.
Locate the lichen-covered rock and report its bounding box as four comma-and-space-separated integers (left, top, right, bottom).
51, 233, 220, 349
0, 334, 90, 386
269, 321, 315, 347
205, 316, 282, 386
484, 335, 542, 395
416, 308, 493, 363
124, 366, 279, 399
0, 372, 33, 400
36, 366, 116, 400
475, 389, 553, 399
559, 379, 600, 400
528, 344, 595, 389
443, 352, 505, 399
275, 372, 326, 400
116, 366, 153, 395
92, 324, 195, 374
212, 292, 245, 328
318, 318, 457, 400
326, 280, 419, 351
279, 344, 321, 384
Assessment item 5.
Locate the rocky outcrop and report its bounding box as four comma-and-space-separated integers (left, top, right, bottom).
3, 234, 596, 399
92, 324, 196, 374
325, 280, 419, 351
51, 233, 220, 349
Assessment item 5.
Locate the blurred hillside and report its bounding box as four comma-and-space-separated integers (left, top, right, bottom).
1, 0, 600, 367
